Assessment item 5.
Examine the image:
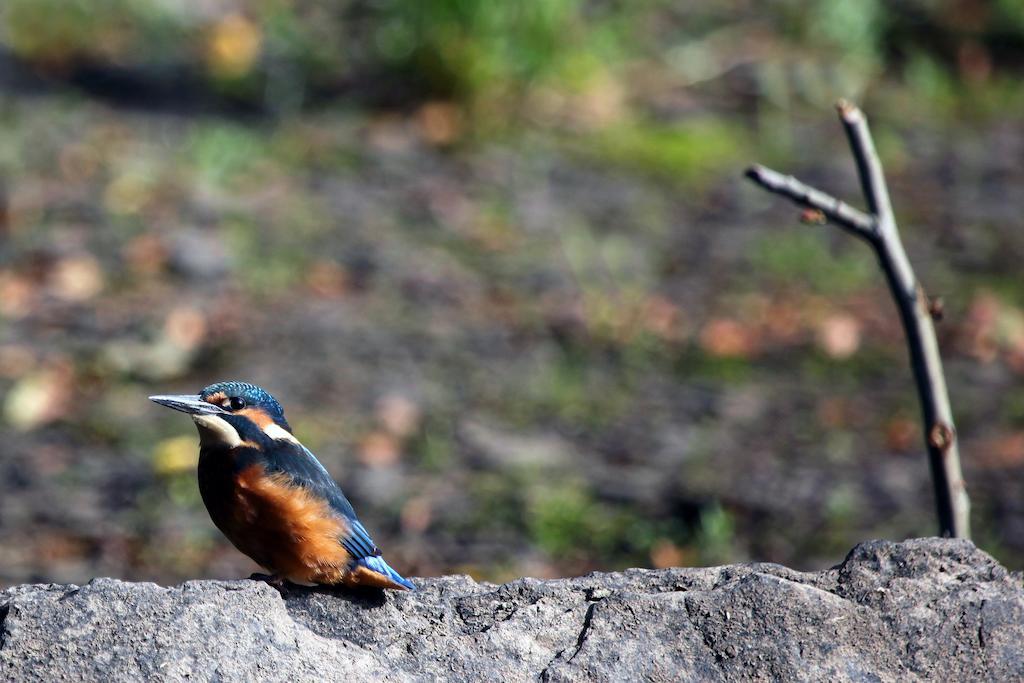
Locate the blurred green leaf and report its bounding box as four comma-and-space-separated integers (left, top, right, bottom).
584, 119, 748, 184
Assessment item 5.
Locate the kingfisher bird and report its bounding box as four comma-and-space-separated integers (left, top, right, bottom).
149, 381, 415, 590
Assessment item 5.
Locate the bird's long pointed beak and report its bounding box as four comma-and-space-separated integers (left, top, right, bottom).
148, 394, 228, 416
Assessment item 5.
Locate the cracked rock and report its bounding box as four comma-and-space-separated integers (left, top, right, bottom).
1, 539, 1022, 681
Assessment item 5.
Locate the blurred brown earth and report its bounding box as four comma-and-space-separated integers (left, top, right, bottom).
0, 1, 1023, 586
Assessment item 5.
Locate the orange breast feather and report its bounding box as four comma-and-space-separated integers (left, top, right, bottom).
226, 465, 351, 585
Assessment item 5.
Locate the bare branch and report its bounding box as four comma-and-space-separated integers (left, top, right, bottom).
744, 165, 877, 241
744, 101, 971, 539
837, 102, 970, 539
837, 100, 895, 222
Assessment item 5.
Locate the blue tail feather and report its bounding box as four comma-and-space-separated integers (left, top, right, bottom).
357, 555, 416, 590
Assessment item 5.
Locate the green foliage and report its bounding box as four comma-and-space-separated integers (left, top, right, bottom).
584, 119, 748, 184
903, 53, 959, 112
527, 482, 595, 557
2, 0, 188, 63
372, 1, 594, 98
996, 0, 1024, 30
522, 348, 636, 428
749, 230, 874, 295
3, 0, 1023, 132
767, 0, 882, 64
465, 472, 530, 535
186, 124, 269, 189
1000, 387, 1024, 424
412, 418, 456, 471
525, 474, 745, 569
695, 503, 735, 565
526, 480, 662, 564
674, 350, 753, 384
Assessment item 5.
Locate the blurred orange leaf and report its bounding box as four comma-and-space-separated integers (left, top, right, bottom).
416, 101, 464, 146
206, 14, 262, 77
816, 397, 850, 429
0, 271, 34, 317
816, 313, 861, 359
305, 260, 349, 298
376, 394, 421, 439
642, 295, 686, 342
4, 361, 73, 431
699, 318, 754, 358
123, 234, 168, 276
51, 255, 104, 302
400, 496, 433, 533
650, 539, 691, 569
884, 417, 918, 453
163, 306, 208, 351
0, 345, 36, 378
358, 431, 401, 467
974, 432, 1024, 470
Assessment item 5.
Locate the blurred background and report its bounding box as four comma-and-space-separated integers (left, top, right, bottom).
0, 0, 1022, 587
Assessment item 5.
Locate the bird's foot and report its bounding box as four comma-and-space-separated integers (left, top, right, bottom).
249, 572, 286, 588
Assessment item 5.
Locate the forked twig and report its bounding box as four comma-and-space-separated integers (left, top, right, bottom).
745, 100, 970, 539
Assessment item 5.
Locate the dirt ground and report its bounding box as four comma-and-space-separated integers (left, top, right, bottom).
0, 60, 1022, 586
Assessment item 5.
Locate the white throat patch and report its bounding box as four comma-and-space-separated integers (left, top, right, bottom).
192, 414, 242, 448
263, 422, 299, 444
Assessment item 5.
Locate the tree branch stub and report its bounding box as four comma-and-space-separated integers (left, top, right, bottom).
744, 101, 971, 539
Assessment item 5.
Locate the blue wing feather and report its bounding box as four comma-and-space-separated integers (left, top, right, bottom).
257, 439, 381, 560
356, 555, 416, 590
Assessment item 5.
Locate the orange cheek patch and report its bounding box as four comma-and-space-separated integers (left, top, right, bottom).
229, 465, 352, 584
235, 407, 274, 429
204, 391, 227, 406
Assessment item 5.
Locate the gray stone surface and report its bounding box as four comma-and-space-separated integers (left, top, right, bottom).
1, 538, 1021, 682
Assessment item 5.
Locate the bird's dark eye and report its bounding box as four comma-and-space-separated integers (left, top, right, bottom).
227, 396, 246, 411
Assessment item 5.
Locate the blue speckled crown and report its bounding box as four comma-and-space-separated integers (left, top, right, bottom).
200, 381, 288, 424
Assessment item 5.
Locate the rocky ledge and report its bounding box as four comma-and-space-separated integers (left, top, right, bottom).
1, 538, 1022, 681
